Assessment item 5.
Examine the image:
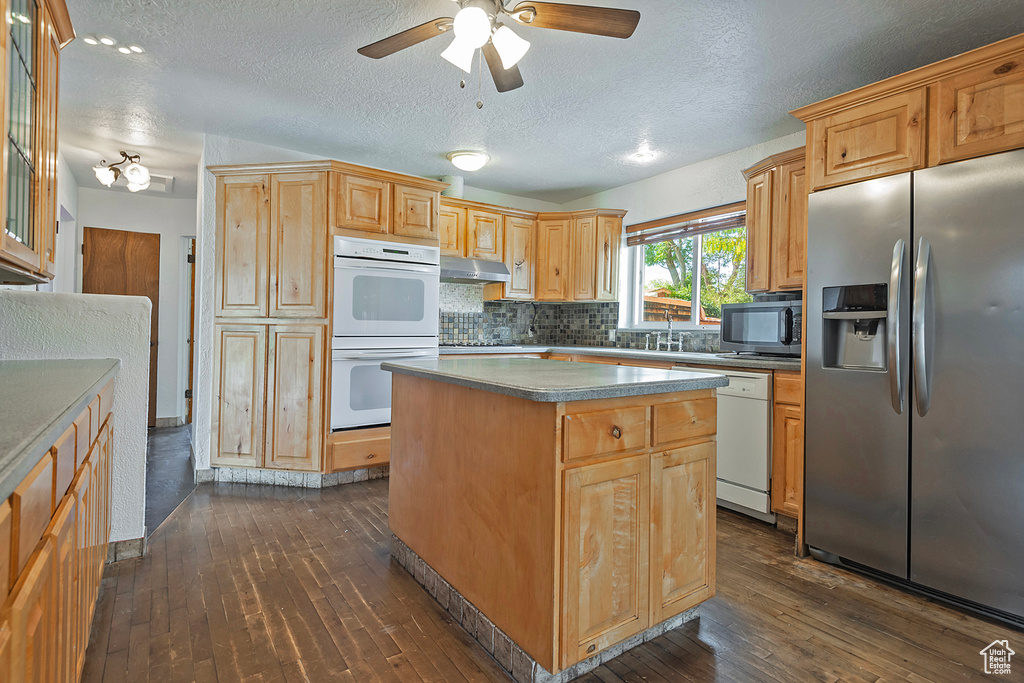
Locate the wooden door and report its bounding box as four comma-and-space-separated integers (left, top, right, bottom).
808, 88, 926, 191
930, 54, 1024, 165
744, 171, 772, 293
82, 227, 160, 426
503, 216, 535, 299
269, 172, 327, 319
562, 456, 649, 668
771, 159, 807, 291
439, 203, 466, 257
650, 442, 715, 623
536, 219, 572, 301
393, 185, 438, 240
45, 495, 76, 683
8, 538, 55, 683
772, 402, 803, 517
467, 209, 504, 262
211, 324, 266, 468
572, 216, 597, 301
36, 6, 60, 279
264, 325, 323, 472
215, 175, 270, 317
595, 216, 621, 301
335, 174, 390, 233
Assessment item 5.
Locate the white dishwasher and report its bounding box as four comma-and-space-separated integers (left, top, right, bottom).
675, 367, 773, 520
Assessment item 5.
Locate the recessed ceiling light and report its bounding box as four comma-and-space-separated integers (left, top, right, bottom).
629, 143, 659, 163
447, 151, 489, 172
129, 45, 144, 53
117, 46, 131, 54
83, 36, 99, 45
99, 36, 116, 46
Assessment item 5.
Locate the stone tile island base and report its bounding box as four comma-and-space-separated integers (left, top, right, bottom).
392, 535, 699, 683
197, 465, 389, 487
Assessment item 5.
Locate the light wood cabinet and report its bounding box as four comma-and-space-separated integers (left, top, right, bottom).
562, 455, 650, 668
467, 209, 504, 262
37, 6, 61, 280
46, 493, 76, 683
7, 539, 55, 683
650, 442, 715, 624
328, 426, 390, 472
485, 215, 535, 301
595, 216, 621, 301
571, 216, 597, 301
215, 175, 270, 318
264, 325, 324, 472
269, 172, 328, 318
742, 148, 806, 293
439, 204, 466, 257
772, 371, 803, 518
335, 174, 390, 233
536, 218, 573, 301
211, 325, 267, 468
394, 184, 439, 240
333, 171, 443, 242
930, 52, 1024, 165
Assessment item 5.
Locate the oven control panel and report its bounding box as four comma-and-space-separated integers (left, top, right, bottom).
334, 235, 440, 265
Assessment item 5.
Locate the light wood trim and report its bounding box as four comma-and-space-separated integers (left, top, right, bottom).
741, 147, 806, 179
441, 196, 539, 220
625, 201, 745, 234
0, 501, 10, 605
48, 0, 75, 47
209, 160, 448, 191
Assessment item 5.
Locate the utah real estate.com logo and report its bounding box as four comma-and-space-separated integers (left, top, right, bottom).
980, 640, 1015, 675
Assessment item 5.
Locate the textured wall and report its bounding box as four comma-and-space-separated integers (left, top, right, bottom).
0, 290, 151, 543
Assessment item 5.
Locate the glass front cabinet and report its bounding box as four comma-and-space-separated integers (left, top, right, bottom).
0, 0, 73, 284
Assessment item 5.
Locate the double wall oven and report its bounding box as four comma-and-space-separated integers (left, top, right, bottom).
331, 235, 440, 430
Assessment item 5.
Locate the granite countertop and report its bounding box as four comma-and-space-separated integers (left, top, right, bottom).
0, 359, 119, 501
382, 358, 729, 402
437, 344, 802, 371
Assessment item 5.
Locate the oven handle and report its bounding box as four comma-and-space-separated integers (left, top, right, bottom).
334, 256, 440, 275
332, 349, 438, 361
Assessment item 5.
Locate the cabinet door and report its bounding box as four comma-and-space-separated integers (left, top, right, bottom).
216, 175, 270, 317
562, 456, 649, 668
572, 216, 597, 301
595, 216, 621, 301
467, 209, 504, 262
0, 619, 10, 683
36, 8, 60, 279
808, 88, 926, 191
45, 495, 76, 683
771, 402, 803, 517
503, 215, 535, 299
771, 159, 806, 291
8, 538, 55, 683
745, 170, 772, 293
269, 172, 327, 318
394, 185, 439, 240
211, 325, 267, 467
336, 174, 390, 233
930, 55, 1024, 165
650, 442, 715, 624
439, 204, 466, 257
265, 325, 324, 472
536, 219, 572, 301
71, 466, 92, 677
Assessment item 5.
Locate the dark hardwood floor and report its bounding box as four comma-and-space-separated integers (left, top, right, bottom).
82, 480, 1022, 682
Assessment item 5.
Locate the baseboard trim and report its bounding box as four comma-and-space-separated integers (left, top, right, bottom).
153, 417, 185, 428
203, 465, 389, 488
106, 536, 147, 563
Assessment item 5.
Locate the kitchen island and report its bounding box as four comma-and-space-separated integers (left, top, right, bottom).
382, 358, 728, 682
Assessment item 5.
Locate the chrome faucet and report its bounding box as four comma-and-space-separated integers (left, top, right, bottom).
657, 314, 681, 352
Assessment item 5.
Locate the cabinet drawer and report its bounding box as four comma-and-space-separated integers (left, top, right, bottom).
52, 424, 76, 504
12, 454, 54, 577
808, 88, 926, 190
651, 399, 717, 448
330, 434, 390, 472
774, 372, 802, 406
563, 407, 647, 462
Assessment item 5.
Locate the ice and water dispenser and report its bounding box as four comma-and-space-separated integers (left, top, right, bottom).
821, 284, 888, 370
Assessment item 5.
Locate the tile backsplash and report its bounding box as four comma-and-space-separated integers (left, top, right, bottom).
438, 283, 720, 351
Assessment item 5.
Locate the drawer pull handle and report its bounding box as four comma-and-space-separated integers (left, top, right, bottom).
367, 453, 375, 459
611, 426, 622, 439
587, 644, 597, 654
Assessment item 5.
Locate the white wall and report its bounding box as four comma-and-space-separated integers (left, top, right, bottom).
0, 290, 151, 543
52, 153, 79, 294
77, 188, 197, 423
461, 184, 561, 213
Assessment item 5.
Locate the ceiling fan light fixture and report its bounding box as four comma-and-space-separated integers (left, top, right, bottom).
448, 151, 489, 172
491, 25, 530, 69
452, 6, 491, 49
441, 37, 475, 73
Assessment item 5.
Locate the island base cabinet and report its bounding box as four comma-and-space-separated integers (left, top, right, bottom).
650, 442, 716, 624
7, 539, 55, 682
562, 456, 650, 669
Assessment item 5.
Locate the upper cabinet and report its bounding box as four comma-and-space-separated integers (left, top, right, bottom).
741, 148, 806, 294
330, 166, 445, 243
269, 172, 328, 318
571, 216, 597, 301
535, 218, 573, 302
439, 203, 466, 256
393, 184, 438, 240
793, 34, 1024, 192
537, 210, 625, 303
335, 174, 389, 233
467, 209, 504, 262
0, 0, 74, 284
595, 216, 621, 302
215, 175, 270, 318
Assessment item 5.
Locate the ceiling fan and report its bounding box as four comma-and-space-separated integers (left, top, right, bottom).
357, 1, 641, 93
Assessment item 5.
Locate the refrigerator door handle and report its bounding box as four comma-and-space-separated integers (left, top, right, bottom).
888, 239, 905, 414
913, 237, 932, 416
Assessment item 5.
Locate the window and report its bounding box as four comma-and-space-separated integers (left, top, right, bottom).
6, 0, 36, 248
623, 203, 753, 328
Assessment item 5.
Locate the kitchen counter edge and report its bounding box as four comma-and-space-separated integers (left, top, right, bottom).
437, 345, 801, 371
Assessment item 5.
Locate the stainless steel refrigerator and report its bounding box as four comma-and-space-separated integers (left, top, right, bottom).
806, 147, 1024, 622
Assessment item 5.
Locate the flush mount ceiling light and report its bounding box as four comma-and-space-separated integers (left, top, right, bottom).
358, 1, 640, 94
93, 151, 151, 192
448, 151, 490, 172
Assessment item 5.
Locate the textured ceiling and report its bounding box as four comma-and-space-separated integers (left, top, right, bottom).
60, 0, 1024, 202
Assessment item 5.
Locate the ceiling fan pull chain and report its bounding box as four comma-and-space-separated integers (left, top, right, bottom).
476, 49, 484, 109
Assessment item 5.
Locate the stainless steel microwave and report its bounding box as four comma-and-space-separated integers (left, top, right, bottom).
720, 300, 802, 356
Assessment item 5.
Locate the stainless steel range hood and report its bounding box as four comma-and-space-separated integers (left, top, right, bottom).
440, 256, 511, 284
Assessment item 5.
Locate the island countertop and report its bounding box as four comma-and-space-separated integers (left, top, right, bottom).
381, 357, 728, 402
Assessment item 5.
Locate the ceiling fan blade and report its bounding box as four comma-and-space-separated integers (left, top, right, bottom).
482, 42, 525, 93
510, 2, 640, 39
357, 17, 453, 59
